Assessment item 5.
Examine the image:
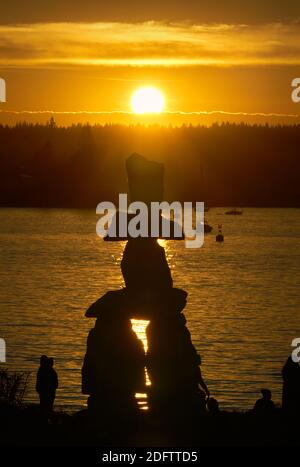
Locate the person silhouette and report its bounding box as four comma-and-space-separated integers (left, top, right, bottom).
253, 389, 276, 414
207, 397, 220, 415
36, 355, 58, 416
282, 356, 300, 415
198, 365, 210, 399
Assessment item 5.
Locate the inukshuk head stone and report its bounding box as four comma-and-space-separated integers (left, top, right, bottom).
82, 153, 203, 421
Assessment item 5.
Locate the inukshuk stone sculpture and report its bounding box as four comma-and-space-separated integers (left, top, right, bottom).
82, 154, 204, 422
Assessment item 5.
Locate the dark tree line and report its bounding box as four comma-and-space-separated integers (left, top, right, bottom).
0, 121, 299, 207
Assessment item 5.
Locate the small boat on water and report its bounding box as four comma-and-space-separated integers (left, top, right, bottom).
191, 206, 212, 232
225, 208, 243, 215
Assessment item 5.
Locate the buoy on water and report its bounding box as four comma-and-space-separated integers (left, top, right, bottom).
216, 224, 224, 242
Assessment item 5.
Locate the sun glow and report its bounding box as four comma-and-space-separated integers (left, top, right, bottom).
131, 86, 165, 114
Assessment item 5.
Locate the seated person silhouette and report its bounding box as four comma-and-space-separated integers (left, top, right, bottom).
253, 389, 275, 415
36, 355, 58, 416
207, 397, 220, 415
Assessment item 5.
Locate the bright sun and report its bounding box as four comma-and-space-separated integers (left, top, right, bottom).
131, 86, 165, 114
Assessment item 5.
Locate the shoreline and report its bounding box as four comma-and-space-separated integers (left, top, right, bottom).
1, 401, 299, 447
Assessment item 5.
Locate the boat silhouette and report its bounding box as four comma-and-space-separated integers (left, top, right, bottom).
225, 208, 243, 215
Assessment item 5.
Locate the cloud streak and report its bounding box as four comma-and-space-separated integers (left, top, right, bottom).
1, 110, 298, 118
1, 21, 300, 67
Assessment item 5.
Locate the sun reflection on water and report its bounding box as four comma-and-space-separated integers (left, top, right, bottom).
157, 239, 174, 270
131, 319, 151, 410
131, 318, 149, 352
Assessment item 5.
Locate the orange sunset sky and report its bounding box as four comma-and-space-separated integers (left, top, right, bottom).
0, 1, 300, 125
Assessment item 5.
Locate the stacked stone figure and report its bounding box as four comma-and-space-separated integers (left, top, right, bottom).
82, 154, 206, 421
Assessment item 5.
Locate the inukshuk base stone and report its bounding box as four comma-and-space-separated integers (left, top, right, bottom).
82, 154, 204, 422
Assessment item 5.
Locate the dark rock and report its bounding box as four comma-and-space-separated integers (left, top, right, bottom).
103, 211, 185, 241
82, 314, 145, 420
85, 288, 187, 320
121, 238, 173, 290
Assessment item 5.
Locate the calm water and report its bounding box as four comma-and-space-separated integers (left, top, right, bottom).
0, 208, 300, 411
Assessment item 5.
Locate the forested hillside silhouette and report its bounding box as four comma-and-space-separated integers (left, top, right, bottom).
0, 120, 299, 207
